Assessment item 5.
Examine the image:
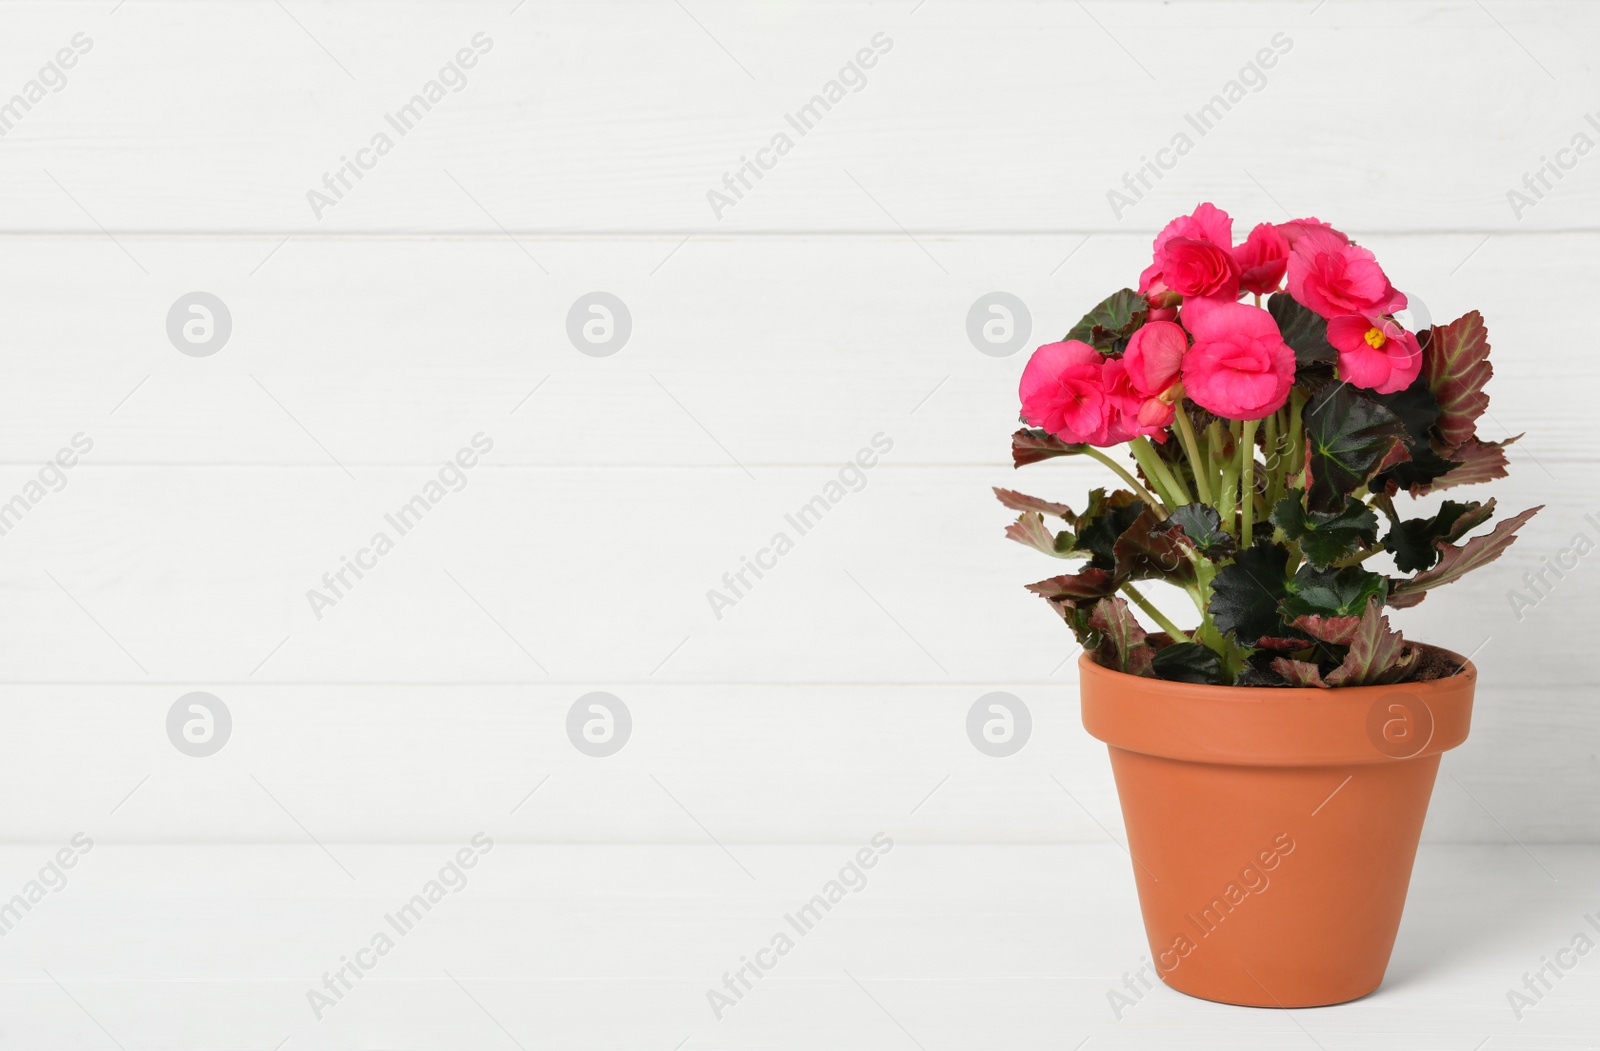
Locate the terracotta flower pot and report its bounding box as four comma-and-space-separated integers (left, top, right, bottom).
1079, 647, 1476, 1008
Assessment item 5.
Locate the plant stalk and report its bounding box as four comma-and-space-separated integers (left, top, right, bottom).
1083, 446, 1165, 512
1262, 410, 1280, 506
1288, 389, 1306, 481
1120, 582, 1191, 643
1172, 409, 1212, 505
1239, 418, 1260, 546
1333, 543, 1385, 568
1127, 438, 1187, 511
1218, 420, 1241, 533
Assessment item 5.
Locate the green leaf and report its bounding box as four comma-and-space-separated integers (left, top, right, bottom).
1012, 428, 1087, 468
1074, 489, 1146, 570
1267, 293, 1337, 368
1159, 502, 1236, 559
1304, 385, 1409, 512
1151, 641, 1224, 684
1281, 564, 1388, 621
1208, 539, 1293, 646
1380, 499, 1495, 573
1324, 599, 1418, 687
1064, 288, 1148, 350
1089, 597, 1154, 676
1270, 490, 1379, 568
993, 487, 1073, 518
1236, 664, 1295, 687
1421, 311, 1492, 452
1370, 378, 1462, 494
1391, 504, 1541, 604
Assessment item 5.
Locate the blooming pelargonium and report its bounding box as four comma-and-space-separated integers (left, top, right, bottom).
1122, 321, 1186, 397
1018, 339, 1172, 447
1232, 222, 1289, 296
1101, 358, 1174, 441
1327, 315, 1422, 394
1139, 202, 1240, 302
1179, 296, 1295, 420
1002, 202, 1536, 690
1276, 216, 1345, 247
1287, 226, 1406, 320
1019, 340, 1107, 444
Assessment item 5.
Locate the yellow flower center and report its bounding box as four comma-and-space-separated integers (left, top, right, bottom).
1363, 326, 1388, 349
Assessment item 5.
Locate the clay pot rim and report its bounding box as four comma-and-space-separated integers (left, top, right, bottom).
1078, 643, 1476, 766
1078, 642, 1476, 701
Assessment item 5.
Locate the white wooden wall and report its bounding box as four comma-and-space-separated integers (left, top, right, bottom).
0, 0, 1594, 844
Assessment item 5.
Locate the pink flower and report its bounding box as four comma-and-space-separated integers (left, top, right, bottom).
1156, 202, 1235, 249
1137, 398, 1176, 430
1140, 202, 1240, 301
1327, 315, 1423, 394
1101, 359, 1172, 443
1123, 321, 1187, 396
1276, 217, 1347, 247
1286, 226, 1406, 319
1232, 222, 1289, 296
1179, 297, 1296, 420
1019, 340, 1110, 444
1157, 238, 1241, 299
1018, 339, 1176, 446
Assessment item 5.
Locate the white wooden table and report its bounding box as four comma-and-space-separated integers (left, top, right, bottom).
1, 844, 1594, 1050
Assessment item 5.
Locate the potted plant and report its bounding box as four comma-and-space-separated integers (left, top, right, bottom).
999, 203, 1539, 1008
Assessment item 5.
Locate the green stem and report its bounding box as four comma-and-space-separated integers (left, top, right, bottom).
1135, 437, 1192, 506
1158, 438, 1196, 505
1288, 389, 1306, 482
1334, 543, 1385, 568
1239, 418, 1260, 546
1120, 582, 1191, 643
1204, 420, 1221, 488
1172, 409, 1212, 505
1125, 438, 1182, 511
1262, 410, 1280, 505
1083, 446, 1164, 512
1218, 420, 1241, 533
1189, 559, 1220, 643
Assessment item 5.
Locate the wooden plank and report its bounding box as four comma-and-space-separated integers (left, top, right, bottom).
0, 681, 1592, 842
0, 1, 1593, 232
0, 462, 1579, 683
0, 232, 1585, 466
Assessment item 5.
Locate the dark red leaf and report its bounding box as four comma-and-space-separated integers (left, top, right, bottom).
1422, 311, 1492, 451
1391, 504, 1542, 601
1324, 599, 1417, 687
1012, 428, 1086, 468
994, 487, 1074, 517
1271, 658, 1329, 688
1089, 596, 1154, 676
1289, 613, 1363, 646
1004, 513, 1080, 558
1026, 568, 1118, 601
1415, 434, 1519, 494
